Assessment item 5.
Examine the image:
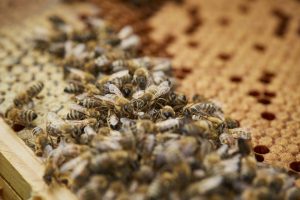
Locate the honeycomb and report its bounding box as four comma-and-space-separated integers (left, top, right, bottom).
0, 2, 100, 149
0, 0, 300, 174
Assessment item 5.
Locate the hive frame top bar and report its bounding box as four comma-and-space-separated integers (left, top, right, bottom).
0, 118, 77, 200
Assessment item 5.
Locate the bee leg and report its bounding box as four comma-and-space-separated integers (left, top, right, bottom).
154, 98, 168, 109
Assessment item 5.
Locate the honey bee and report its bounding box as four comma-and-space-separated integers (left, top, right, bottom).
69, 104, 101, 119
64, 81, 85, 94
44, 143, 85, 184
13, 81, 44, 106
132, 81, 170, 111
95, 94, 134, 117
112, 59, 140, 74
216, 117, 238, 135
96, 71, 131, 93
66, 118, 97, 131
183, 102, 220, 117
155, 118, 182, 132
160, 105, 175, 119
6, 107, 38, 125
66, 110, 86, 120
46, 112, 73, 137
32, 127, 52, 157
166, 92, 187, 111
65, 67, 96, 83
79, 97, 102, 108
95, 76, 110, 93
27, 81, 44, 98
133, 67, 150, 89
181, 120, 217, 139
95, 51, 127, 71
131, 92, 152, 111
109, 70, 132, 89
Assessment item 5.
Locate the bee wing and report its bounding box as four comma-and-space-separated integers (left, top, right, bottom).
94, 94, 116, 104
74, 93, 89, 101
105, 83, 123, 97
152, 71, 167, 85
132, 90, 145, 99
210, 99, 224, 112
118, 25, 134, 39
108, 112, 119, 126
152, 58, 171, 72
109, 70, 129, 80
67, 67, 95, 82
133, 57, 152, 69
154, 81, 171, 99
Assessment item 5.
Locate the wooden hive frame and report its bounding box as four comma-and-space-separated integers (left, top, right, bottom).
0, 119, 77, 200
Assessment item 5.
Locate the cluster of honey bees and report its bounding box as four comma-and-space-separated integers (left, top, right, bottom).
3, 8, 300, 200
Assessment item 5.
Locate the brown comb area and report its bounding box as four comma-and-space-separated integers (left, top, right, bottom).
94, 0, 300, 170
